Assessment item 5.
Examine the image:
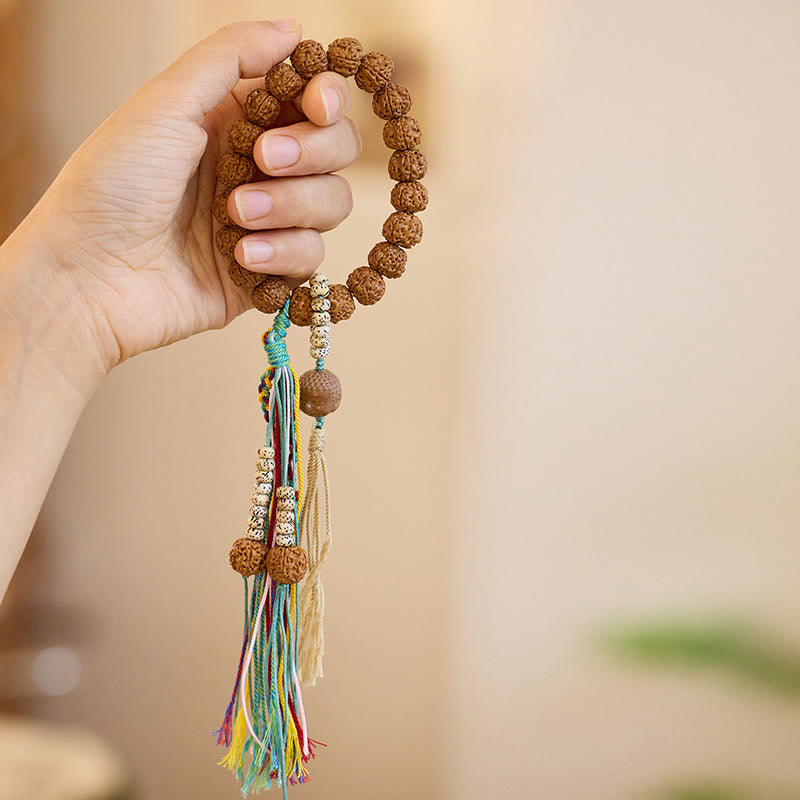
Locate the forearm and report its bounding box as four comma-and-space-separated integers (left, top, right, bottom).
0, 207, 107, 601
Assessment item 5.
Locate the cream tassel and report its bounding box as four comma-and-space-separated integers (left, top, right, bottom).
298, 424, 332, 686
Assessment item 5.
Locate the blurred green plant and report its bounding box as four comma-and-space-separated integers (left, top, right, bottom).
647, 782, 746, 800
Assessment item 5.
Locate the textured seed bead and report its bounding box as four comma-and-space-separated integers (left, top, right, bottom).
228, 120, 264, 156
310, 331, 330, 347
265, 62, 304, 101
347, 266, 386, 305
309, 274, 329, 297
244, 88, 281, 127
266, 545, 308, 584
212, 190, 233, 225
311, 297, 331, 312
228, 262, 264, 290
291, 40, 328, 79
368, 241, 407, 278
327, 37, 363, 77
250, 505, 269, 519
258, 446, 275, 459
328, 284, 355, 323
383, 211, 423, 248
230, 538, 268, 576
276, 486, 295, 500
276, 521, 295, 536
257, 458, 276, 472
217, 153, 256, 189
216, 225, 248, 259
383, 117, 422, 150
252, 493, 270, 506
276, 510, 294, 525
372, 83, 412, 120
255, 472, 272, 485
288, 286, 313, 327
275, 533, 296, 547
310, 345, 331, 359
299, 369, 342, 417
355, 51, 393, 92
388, 149, 427, 181
312, 324, 331, 338
391, 180, 429, 213
249, 513, 266, 528
252, 277, 291, 314
256, 484, 272, 497
247, 527, 265, 542
277, 497, 295, 512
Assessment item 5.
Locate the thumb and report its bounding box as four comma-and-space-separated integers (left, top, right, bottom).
136, 19, 303, 122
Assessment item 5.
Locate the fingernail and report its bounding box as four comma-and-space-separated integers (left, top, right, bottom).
242, 239, 275, 265
272, 18, 299, 32
321, 87, 343, 120
262, 135, 301, 170
234, 190, 273, 222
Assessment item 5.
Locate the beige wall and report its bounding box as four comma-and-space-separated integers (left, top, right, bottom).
18, 1, 800, 799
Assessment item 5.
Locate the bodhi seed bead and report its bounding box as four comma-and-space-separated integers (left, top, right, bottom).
258, 446, 275, 459
276, 510, 294, 524
212, 191, 233, 225
244, 89, 280, 127
275, 533, 296, 547
265, 62, 303, 101
311, 311, 331, 326
327, 37, 363, 77
276, 522, 295, 536
291, 40, 328, 79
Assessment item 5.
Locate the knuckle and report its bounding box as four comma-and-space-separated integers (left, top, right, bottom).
342, 117, 363, 160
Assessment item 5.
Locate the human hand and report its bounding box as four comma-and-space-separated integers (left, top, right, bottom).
11, 19, 361, 385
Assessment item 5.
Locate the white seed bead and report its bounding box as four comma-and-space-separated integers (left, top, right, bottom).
310, 345, 330, 359
310, 271, 328, 285
250, 505, 269, 518
310, 332, 330, 348
256, 460, 274, 473
275, 486, 295, 499
255, 471, 272, 484
310, 282, 329, 298
251, 493, 270, 506
311, 311, 331, 326
275, 533, 295, 547
258, 446, 275, 459
311, 297, 331, 312
247, 528, 265, 541
276, 521, 295, 536
276, 510, 294, 524
255, 482, 272, 495
311, 324, 331, 337
277, 497, 294, 511
249, 514, 265, 529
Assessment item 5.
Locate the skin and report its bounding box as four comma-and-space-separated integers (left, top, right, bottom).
0, 20, 362, 601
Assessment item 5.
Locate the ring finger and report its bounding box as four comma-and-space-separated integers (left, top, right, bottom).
234, 227, 324, 285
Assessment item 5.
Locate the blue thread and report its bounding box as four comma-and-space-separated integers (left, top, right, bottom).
315, 358, 325, 371
315, 417, 324, 429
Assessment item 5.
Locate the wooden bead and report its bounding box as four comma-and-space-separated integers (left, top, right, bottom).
216, 225, 248, 258
288, 286, 313, 326
372, 83, 412, 120
299, 369, 342, 417
265, 62, 303, 101
266, 545, 308, 584
327, 37, 363, 77
229, 537, 267, 576
228, 262, 264, 290
355, 52, 394, 93
383, 117, 422, 150
329, 284, 355, 323
368, 241, 407, 278
244, 88, 281, 127
252, 276, 290, 314
212, 190, 233, 225
388, 149, 427, 181
228, 119, 264, 156
217, 153, 256, 189
383, 211, 423, 248
391, 180, 428, 213
347, 266, 386, 306
291, 40, 328, 79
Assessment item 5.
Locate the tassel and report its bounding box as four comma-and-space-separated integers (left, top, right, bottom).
298, 424, 333, 686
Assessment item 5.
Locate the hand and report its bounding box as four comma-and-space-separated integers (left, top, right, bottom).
19, 19, 361, 380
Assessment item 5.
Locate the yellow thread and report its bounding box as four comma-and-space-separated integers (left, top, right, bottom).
220, 705, 248, 769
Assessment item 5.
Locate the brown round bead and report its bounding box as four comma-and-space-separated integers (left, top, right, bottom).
355, 51, 394, 93
217, 153, 256, 189
216, 225, 248, 258
328, 283, 356, 323
228, 119, 264, 156
383, 117, 422, 150
228, 262, 264, 290
291, 40, 328, 79
383, 212, 423, 248
229, 537, 268, 577
390, 181, 429, 213
266, 545, 309, 584
299, 369, 342, 417
244, 88, 281, 127
212, 190, 233, 226
252, 276, 291, 314
372, 83, 412, 120
347, 266, 386, 306
288, 286, 313, 326
265, 62, 303, 101
327, 37, 363, 77
388, 149, 427, 182
368, 241, 407, 278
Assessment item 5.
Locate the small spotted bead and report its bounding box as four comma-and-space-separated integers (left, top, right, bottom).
276, 486, 295, 500
250, 505, 269, 518
247, 528, 265, 541
311, 345, 331, 359
276, 510, 294, 525
277, 497, 295, 511
255, 482, 272, 495
251, 493, 270, 506
311, 324, 331, 338
355, 51, 394, 93
256, 459, 274, 472
311, 297, 331, 312
255, 471, 272, 484
265, 62, 304, 101
217, 153, 256, 189
311, 311, 331, 326
310, 331, 330, 348
275, 533, 296, 547
249, 515, 265, 530
212, 191, 233, 225
276, 521, 295, 536
258, 446, 275, 459
244, 88, 281, 127
310, 281, 329, 298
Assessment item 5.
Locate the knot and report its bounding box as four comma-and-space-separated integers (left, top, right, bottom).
262, 305, 291, 367
308, 425, 326, 455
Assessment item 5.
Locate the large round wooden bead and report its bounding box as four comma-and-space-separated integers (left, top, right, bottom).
299, 369, 342, 417
228, 262, 264, 290
288, 286, 313, 326
228, 119, 265, 156
212, 190, 233, 225
244, 88, 281, 127
266, 545, 309, 584
383, 211, 423, 248
216, 225, 248, 258
229, 537, 268, 576
383, 117, 422, 150
265, 62, 303, 101
328, 284, 355, 323
252, 276, 291, 314
368, 241, 407, 278
372, 83, 412, 120
355, 52, 393, 92
390, 181, 428, 213
327, 37, 363, 77
217, 153, 256, 189
388, 149, 427, 181
291, 40, 328, 79
347, 266, 386, 305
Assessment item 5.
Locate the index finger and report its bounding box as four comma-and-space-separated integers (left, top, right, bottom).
293, 71, 353, 127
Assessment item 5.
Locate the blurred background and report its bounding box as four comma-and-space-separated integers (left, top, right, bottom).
2, 1, 800, 798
